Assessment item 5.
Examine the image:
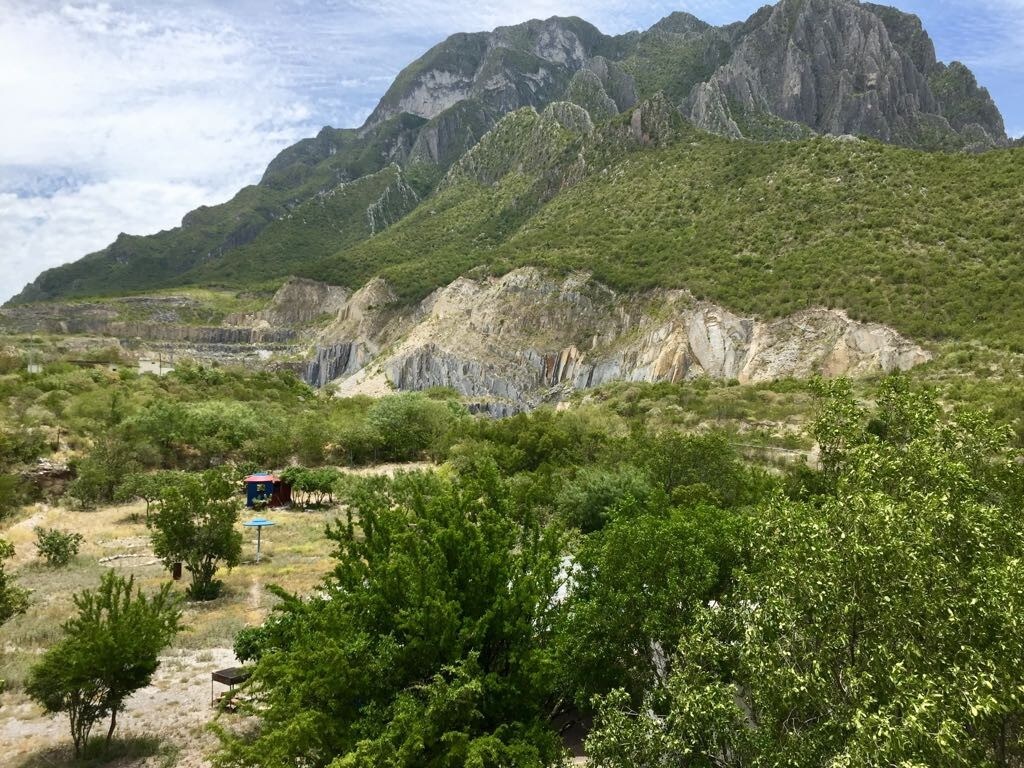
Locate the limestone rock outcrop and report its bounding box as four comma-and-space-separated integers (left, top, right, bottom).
305, 268, 930, 410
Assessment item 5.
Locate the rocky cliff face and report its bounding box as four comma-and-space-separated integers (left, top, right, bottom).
1, 270, 932, 410
304, 268, 930, 410
684, 0, 1007, 149
364, 18, 609, 129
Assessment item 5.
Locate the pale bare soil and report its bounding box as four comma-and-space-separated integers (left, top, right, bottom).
0, 466, 431, 767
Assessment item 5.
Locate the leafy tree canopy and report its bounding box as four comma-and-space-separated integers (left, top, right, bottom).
25, 571, 182, 757
218, 467, 566, 768
556, 499, 746, 709
150, 469, 243, 600
0, 538, 29, 627
589, 377, 1024, 767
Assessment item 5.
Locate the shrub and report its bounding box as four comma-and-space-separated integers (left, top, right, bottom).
0, 538, 29, 627
366, 393, 458, 462
65, 435, 139, 509
554, 465, 656, 533
25, 572, 182, 757
0, 474, 26, 520
279, 466, 342, 507
34, 527, 84, 567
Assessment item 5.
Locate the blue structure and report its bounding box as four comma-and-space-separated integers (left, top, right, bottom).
243, 517, 275, 562
244, 473, 291, 508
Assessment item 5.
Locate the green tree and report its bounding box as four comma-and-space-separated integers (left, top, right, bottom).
0, 427, 46, 518
589, 378, 1024, 767
66, 434, 139, 509
295, 412, 331, 465
34, 527, 84, 567
366, 393, 458, 462
0, 474, 25, 520
556, 501, 744, 708
115, 470, 188, 523
216, 468, 565, 768
332, 418, 384, 466
150, 470, 243, 600
553, 465, 655, 533
631, 428, 763, 508
25, 571, 182, 757
0, 538, 29, 626
280, 466, 342, 507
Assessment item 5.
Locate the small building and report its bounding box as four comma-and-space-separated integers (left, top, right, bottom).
243, 473, 291, 508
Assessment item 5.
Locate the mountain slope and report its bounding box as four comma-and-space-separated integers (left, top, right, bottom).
303, 101, 1024, 348
9, 0, 1011, 309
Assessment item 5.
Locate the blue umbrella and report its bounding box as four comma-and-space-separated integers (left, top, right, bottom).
243, 518, 276, 562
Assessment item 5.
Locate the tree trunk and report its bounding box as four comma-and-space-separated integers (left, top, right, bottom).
71, 709, 82, 758
106, 707, 118, 749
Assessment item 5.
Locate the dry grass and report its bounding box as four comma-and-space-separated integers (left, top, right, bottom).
0, 493, 347, 765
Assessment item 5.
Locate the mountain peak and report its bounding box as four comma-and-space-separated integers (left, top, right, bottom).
684, 0, 1007, 148
362, 15, 611, 131
7, 0, 1011, 306
647, 11, 711, 36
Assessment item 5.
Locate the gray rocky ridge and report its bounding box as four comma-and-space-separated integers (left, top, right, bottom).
0, 272, 931, 411
684, 0, 1007, 148
304, 269, 929, 411
364, 0, 1007, 151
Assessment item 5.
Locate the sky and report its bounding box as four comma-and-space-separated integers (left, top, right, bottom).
1, 0, 1022, 304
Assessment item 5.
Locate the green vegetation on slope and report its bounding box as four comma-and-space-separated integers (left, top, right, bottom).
309, 115, 1024, 347
12, 5, 1014, 315
505, 135, 1024, 346
304, 107, 583, 297
188, 166, 415, 286
618, 27, 729, 103
10, 114, 430, 304
11, 102, 1024, 350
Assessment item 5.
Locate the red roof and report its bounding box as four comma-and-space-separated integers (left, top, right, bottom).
244, 474, 280, 483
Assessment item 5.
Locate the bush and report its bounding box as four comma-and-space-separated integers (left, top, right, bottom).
279, 466, 342, 507
65, 436, 139, 509
366, 393, 460, 462
0, 474, 26, 520
34, 527, 84, 567
0, 538, 29, 627
556, 502, 745, 708
25, 571, 182, 757
554, 465, 656, 533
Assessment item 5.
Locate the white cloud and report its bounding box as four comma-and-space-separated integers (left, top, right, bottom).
0, 178, 241, 293
0, 1, 321, 302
